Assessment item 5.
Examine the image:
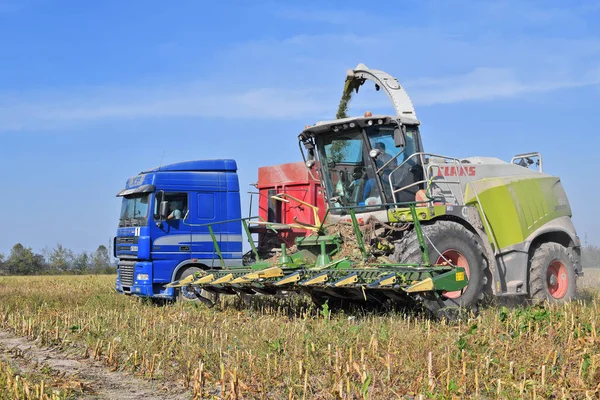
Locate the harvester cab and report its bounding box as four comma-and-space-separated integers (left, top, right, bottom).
299, 115, 424, 214
299, 64, 463, 221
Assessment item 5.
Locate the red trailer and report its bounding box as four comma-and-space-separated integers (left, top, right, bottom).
250, 162, 326, 255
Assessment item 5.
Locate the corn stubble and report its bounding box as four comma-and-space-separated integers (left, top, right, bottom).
0, 273, 599, 399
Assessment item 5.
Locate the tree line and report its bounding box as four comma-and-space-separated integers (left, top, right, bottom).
0, 243, 116, 276
0, 242, 597, 276
582, 244, 600, 268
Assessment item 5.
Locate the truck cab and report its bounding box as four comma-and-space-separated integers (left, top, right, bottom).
114, 159, 242, 300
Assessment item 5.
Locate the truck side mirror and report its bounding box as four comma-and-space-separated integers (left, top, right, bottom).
159, 201, 170, 219
394, 126, 406, 148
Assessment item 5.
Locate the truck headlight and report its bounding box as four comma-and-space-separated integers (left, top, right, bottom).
136, 274, 149, 281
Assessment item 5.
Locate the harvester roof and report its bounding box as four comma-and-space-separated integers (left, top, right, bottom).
300, 114, 419, 137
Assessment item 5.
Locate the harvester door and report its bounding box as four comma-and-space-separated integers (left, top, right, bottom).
367, 125, 424, 204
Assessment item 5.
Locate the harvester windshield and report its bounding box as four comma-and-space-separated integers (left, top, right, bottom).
313, 120, 423, 211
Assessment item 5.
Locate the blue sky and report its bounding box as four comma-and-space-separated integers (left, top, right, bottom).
1, 0, 599, 255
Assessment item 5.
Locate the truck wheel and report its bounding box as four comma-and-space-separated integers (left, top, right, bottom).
394, 220, 488, 312
176, 266, 219, 304
528, 243, 576, 303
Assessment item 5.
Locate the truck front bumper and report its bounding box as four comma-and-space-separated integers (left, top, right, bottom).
116, 261, 176, 299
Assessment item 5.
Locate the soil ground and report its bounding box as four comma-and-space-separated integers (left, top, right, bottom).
0, 330, 192, 399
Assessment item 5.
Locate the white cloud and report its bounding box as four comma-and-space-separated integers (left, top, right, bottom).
406, 68, 600, 106
3, 0, 600, 132
0, 84, 339, 132
2, 64, 599, 133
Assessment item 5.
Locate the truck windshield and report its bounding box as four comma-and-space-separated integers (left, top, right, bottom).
119, 194, 150, 227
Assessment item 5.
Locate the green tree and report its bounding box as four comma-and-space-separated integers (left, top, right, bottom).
72, 251, 89, 274
90, 245, 111, 272
6, 243, 46, 275
0, 252, 6, 275
582, 244, 600, 268
48, 243, 74, 273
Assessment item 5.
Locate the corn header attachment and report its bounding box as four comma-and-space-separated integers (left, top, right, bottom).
166, 201, 469, 311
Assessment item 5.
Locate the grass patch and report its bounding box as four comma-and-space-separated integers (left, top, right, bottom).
0, 273, 599, 398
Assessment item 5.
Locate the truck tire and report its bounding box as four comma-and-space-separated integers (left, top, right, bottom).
393, 220, 488, 312
175, 266, 219, 305
528, 243, 576, 303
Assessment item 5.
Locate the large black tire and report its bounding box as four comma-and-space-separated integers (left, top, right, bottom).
175, 266, 219, 304
393, 220, 489, 313
528, 243, 576, 304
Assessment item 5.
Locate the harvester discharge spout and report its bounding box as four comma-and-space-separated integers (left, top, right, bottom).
338, 63, 417, 120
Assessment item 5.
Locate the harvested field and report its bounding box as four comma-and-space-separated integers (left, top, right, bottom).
0, 272, 599, 399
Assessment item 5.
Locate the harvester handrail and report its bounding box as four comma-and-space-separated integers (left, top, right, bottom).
388, 152, 464, 204
387, 152, 500, 255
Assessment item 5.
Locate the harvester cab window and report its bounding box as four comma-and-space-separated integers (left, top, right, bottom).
365, 124, 423, 204
320, 132, 380, 208
154, 192, 189, 220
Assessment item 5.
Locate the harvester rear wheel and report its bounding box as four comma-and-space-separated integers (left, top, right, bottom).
393, 220, 488, 313
528, 243, 576, 303
175, 266, 219, 305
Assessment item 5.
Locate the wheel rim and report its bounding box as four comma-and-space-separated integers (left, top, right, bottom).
436, 249, 469, 299
181, 285, 196, 299
546, 260, 568, 299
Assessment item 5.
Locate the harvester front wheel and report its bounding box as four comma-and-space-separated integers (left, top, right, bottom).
528, 243, 576, 303
175, 266, 219, 305
394, 221, 488, 313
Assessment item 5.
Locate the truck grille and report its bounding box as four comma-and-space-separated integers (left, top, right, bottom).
117, 237, 139, 244
119, 262, 135, 286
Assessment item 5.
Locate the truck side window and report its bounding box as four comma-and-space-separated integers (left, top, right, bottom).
154, 192, 189, 220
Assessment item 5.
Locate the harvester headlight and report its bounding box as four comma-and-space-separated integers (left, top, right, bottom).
367, 120, 373, 126
332, 126, 339, 132
349, 122, 356, 128
377, 119, 383, 124
342, 123, 348, 129
136, 274, 149, 281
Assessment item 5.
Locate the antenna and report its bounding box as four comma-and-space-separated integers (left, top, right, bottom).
158, 151, 166, 171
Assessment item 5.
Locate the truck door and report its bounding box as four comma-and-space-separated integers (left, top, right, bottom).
152, 191, 192, 260
189, 192, 221, 267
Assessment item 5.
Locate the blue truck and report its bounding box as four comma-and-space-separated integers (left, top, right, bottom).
114, 159, 243, 301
